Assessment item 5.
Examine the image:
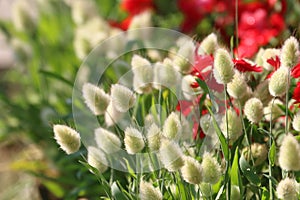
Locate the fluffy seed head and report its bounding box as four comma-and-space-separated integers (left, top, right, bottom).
281, 36, 299, 68
87, 146, 108, 173
111, 84, 136, 112
162, 112, 182, 140
53, 125, 81, 155
139, 180, 163, 200
131, 55, 153, 94
221, 109, 242, 143
159, 139, 184, 171
202, 153, 222, 184
198, 33, 218, 55
181, 156, 203, 184
254, 80, 272, 106
263, 99, 284, 121
292, 111, 300, 131
124, 127, 145, 154
213, 48, 235, 84
227, 71, 248, 99
147, 123, 161, 151
242, 143, 268, 166
244, 98, 264, 124
105, 101, 124, 126
277, 178, 299, 200
153, 59, 180, 89
173, 40, 195, 74
95, 127, 121, 154
82, 83, 110, 115
278, 134, 300, 171
70, 0, 98, 25
181, 75, 202, 100
269, 67, 289, 97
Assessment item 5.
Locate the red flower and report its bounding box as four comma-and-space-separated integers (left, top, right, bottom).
178, 0, 215, 32
291, 63, 300, 78
109, 16, 133, 30
233, 58, 263, 72
121, 0, 153, 15
293, 82, 300, 104
266, 56, 281, 79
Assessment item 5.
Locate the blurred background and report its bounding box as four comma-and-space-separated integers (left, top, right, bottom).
0, 0, 299, 199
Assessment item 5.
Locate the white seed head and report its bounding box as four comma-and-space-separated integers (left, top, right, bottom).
277, 178, 299, 200
200, 183, 213, 198
244, 98, 264, 124
105, 101, 124, 126
162, 112, 182, 140
242, 143, 268, 166
255, 48, 265, 67
213, 48, 235, 84
131, 55, 153, 94
254, 80, 272, 106
139, 180, 163, 200
269, 67, 289, 97
181, 156, 203, 184
263, 99, 284, 121
111, 84, 136, 112
292, 111, 300, 132
159, 139, 184, 171
12, 0, 38, 32
198, 33, 218, 55
70, 0, 98, 25
221, 109, 242, 143
262, 48, 280, 70
278, 134, 300, 171
87, 146, 108, 173
128, 10, 152, 30
95, 127, 121, 154
53, 125, 81, 155
124, 127, 145, 154
281, 36, 299, 68
82, 83, 110, 115
181, 75, 202, 100
173, 40, 195, 74
147, 123, 161, 151
201, 153, 222, 184
153, 60, 180, 89
227, 71, 248, 99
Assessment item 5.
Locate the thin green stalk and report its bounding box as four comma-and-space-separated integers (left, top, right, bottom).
224, 84, 231, 200
285, 69, 291, 135
238, 101, 254, 164
235, 0, 239, 51
269, 97, 276, 199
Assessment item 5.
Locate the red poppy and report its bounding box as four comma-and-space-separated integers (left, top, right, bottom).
233, 58, 263, 72
291, 63, 300, 78
120, 0, 153, 15
293, 82, 300, 104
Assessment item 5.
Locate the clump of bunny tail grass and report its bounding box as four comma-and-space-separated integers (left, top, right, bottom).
269, 67, 289, 97
159, 139, 184, 171
201, 153, 222, 184
104, 101, 124, 126
162, 112, 182, 140
213, 48, 234, 84
124, 127, 145, 154
111, 84, 136, 112
95, 127, 121, 154
87, 146, 108, 173
173, 40, 195, 74
181, 74, 202, 100
139, 180, 163, 200
276, 178, 299, 200
181, 156, 203, 184
147, 123, 161, 151
281, 36, 299, 68
242, 143, 268, 166
227, 71, 248, 99
82, 83, 110, 115
53, 125, 81, 155
220, 108, 242, 143
244, 97, 264, 124
198, 33, 218, 55
278, 133, 300, 171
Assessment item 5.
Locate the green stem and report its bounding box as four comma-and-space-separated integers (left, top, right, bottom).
269, 97, 276, 199
285, 69, 291, 135
224, 84, 231, 200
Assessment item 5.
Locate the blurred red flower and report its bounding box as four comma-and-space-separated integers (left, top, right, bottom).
293, 82, 300, 104
121, 0, 154, 15
233, 58, 263, 72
